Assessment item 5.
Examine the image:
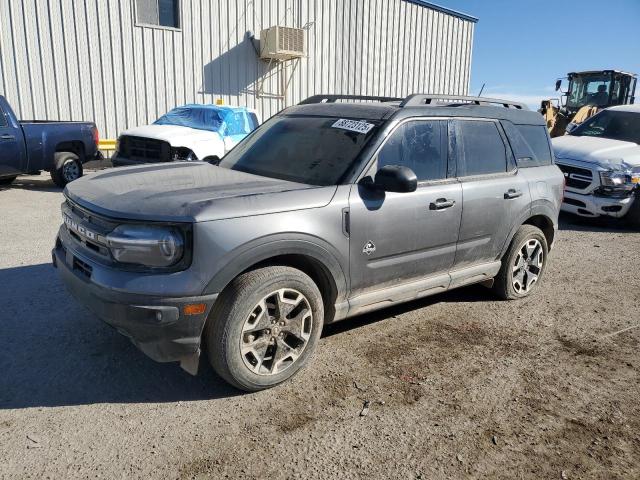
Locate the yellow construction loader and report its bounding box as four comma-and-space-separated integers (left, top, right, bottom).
540, 70, 637, 137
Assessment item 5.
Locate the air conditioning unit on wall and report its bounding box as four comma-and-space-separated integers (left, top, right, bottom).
260, 26, 306, 61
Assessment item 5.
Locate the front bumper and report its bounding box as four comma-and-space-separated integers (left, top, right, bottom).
561, 190, 635, 218
52, 241, 218, 374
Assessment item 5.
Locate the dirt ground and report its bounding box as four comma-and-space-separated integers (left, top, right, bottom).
1, 174, 639, 479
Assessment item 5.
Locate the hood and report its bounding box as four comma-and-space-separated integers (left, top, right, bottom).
65, 163, 336, 222
552, 135, 640, 170
120, 124, 222, 145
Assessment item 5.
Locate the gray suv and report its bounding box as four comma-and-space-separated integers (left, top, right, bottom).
53, 94, 564, 391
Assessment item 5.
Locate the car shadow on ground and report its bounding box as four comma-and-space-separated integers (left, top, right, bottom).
0, 175, 61, 192
0, 263, 240, 410
558, 212, 638, 233
0, 262, 492, 409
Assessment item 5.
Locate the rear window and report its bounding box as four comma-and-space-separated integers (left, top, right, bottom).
515, 125, 552, 167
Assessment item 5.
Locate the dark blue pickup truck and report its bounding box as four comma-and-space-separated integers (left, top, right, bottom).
0, 95, 100, 187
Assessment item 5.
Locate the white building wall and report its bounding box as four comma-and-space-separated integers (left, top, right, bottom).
0, 0, 476, 139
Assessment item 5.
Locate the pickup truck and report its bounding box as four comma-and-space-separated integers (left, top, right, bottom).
0, 95, 100, 187
111, 104, 259, 167
553, 105, 640, 226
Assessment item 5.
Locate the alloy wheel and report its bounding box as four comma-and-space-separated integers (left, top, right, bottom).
62, 159, 80, 182
240, 288, 313, 376
512, 238, 544, 294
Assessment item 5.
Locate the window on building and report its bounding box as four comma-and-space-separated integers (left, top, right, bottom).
377, 120, 448, 182
456, 120, 508, 176
136, 0, 180, 29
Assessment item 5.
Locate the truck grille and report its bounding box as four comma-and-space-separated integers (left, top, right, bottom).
119, 135, 171, 163
556, 163, 594, 190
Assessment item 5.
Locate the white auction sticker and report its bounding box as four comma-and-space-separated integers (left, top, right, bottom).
331, 118, 375, 134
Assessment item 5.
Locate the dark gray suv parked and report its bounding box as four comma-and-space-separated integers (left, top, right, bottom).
53, 94, 564, 391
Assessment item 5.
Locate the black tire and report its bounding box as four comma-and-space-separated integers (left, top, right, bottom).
205, 266, 324, 392
0, 176, 16, 185
624, 195, 640, 229
50, 152, 83, 187
492, 225, 549, 300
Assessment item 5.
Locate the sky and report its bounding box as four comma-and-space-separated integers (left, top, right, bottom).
433, 0, 640, 109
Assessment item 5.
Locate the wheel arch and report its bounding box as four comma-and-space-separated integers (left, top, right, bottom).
202, 239, 349, 324
55, 141, 86, 161
499, 205, 557, 259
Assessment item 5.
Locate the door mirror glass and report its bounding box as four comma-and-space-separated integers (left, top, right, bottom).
373, 165, 417, 193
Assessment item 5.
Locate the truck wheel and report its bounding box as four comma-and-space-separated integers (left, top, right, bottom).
205, 266, 324, 391
493, 225, 548, 300
624, 195, 640, 229
0, 176, 16, 185
51, 152, 83, 187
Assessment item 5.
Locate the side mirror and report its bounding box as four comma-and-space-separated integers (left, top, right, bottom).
373, 165, 418, 193
555, 79, 562, 92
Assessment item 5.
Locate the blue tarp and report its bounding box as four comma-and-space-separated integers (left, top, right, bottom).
154, 104, 251, 135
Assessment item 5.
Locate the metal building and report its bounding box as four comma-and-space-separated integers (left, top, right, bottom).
0, 0, 477, 140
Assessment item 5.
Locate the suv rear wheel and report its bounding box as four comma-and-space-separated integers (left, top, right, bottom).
205, 266, 324, 391
493, 224, 548, 300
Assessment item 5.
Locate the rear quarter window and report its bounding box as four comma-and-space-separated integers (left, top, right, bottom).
503, 122, 553, 167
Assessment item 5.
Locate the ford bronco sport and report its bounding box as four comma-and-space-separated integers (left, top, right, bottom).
53, 94, 564, 391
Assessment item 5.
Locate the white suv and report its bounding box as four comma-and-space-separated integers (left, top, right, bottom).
552, 104, 640, 225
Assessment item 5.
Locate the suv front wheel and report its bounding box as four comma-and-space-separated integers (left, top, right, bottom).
493, 224, 548, 300
205, 266, 324, 391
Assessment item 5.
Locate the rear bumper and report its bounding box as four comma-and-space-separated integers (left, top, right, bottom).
52, 242, 217, 372
561, 190, 635, 218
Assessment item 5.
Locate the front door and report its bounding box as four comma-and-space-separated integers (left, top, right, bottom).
0, 106, 25, 177
348, 119, 462, 297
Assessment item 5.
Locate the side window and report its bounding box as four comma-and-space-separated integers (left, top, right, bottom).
377, 120, 447, 182
515, 125, 552, 167
457, 120, 508, 176
247, 112, 259, 132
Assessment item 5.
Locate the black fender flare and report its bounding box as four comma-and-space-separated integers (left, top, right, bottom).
201, 235, 349, 304
498, 200, 558, 259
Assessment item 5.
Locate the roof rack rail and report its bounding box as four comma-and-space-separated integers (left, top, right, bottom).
400, 94, 528, 110
298, 94, 403, 105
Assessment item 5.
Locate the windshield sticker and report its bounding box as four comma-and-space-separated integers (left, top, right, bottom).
331, 119, 375, 134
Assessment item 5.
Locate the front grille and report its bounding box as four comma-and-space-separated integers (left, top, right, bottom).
62, 199, 116, 261
120, 135, 171, 162
73, 257, 93, 278
556, 163, 593, 190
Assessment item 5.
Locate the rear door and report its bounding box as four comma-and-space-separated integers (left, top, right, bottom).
453, 119, 531, 269
0, 102, 26, 177
348, 119, 462, 297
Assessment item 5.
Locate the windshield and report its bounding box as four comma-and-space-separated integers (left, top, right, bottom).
154, 105, 254, 135
218, 115, 380, 186
567, 74, 613, 108
571, 110, 640, 144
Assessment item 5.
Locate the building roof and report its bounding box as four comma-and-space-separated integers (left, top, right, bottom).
404, 0, 478, 23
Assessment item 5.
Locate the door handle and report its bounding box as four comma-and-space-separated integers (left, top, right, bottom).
0, 134, 15, 140
429, 198, 456, 210
504, 189, 523, 199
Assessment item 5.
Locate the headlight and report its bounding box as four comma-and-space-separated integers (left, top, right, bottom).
599, 170, 630, 187
106, 224, 185, 267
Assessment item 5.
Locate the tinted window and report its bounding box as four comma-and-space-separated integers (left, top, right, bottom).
515, 124, 552, 167
457, 120, 507, 176
219, 116, 379, 186
377, 120, 447, 181
247, 113, 259, 131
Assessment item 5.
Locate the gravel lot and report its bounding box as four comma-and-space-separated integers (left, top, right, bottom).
1, 174, 639, 479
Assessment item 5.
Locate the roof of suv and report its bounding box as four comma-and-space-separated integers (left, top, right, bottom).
285, 94, 546, 126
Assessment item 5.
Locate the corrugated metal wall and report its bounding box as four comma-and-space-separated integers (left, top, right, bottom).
0, 0, 475, 139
